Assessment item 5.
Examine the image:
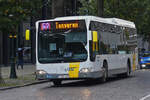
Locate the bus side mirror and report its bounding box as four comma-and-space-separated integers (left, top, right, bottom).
92, 31, 98, 42
89, 31, 98, 61
25, 29, 30, 40
92, 31, 98, 52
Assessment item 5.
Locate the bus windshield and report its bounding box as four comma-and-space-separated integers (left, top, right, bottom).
38, 20, 88, 63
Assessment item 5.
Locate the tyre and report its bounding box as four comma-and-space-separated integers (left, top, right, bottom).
53, 80, 62, 86
101, 62, 108, 82
126, 62, 131, 77
121, 62, 131, 77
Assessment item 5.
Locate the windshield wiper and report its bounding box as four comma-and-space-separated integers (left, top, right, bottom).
64, 29, 72, 34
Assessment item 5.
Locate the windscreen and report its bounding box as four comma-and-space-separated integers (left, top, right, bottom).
38, 20, 88, 63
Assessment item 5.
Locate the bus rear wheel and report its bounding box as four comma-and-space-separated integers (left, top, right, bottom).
121, 62, 131, 77
52, 80, 62, 86
101, 62, 108, 82
126, 62, 131, 77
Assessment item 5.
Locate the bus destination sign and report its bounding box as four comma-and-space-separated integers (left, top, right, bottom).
39, 20, 86, 32
55, 22, 79, 30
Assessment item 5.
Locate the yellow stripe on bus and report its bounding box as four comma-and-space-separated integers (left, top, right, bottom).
69, 62, 80, 78
132, 54, 136, 71
146, 63, 150, 65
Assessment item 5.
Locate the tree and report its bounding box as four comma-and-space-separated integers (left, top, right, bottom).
78, 0, 98, 16
97, 0, 104, 17
78, 0, 150, 50
0, 0, 42, 34
104, 0, 150, 50
52, 0, 64, 18
0, 0, 43, 82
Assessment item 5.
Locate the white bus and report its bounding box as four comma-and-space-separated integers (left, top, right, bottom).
35, 16, 138, 85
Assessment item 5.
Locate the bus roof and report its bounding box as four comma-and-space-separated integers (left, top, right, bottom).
106, 18, 135, 28
37, 16, 136, 29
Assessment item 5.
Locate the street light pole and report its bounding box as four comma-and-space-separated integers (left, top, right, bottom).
9, 34, 17, 79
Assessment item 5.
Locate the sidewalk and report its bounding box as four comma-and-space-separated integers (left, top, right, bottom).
0, 64, 47, 90
1, 64, 36, 78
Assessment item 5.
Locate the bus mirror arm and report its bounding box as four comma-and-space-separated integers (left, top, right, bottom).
89, 40, 96, 61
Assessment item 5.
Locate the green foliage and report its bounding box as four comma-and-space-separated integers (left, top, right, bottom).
78, 0, 150, 42
0, 0, 42, 34
78, 0, 98, 16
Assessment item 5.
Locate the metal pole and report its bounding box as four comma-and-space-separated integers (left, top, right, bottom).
10, 34, 17, 79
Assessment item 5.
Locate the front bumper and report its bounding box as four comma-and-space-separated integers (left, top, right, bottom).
36, 71, 103, 80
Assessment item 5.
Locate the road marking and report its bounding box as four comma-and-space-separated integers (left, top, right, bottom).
140, 94, 150, 100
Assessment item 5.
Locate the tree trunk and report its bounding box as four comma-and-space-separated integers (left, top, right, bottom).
97, 0, 104, 17
0, 65, 4, 84
3, 32, 9, 66
0, 32, 3, 65
42, 0, 48, 19
52, 0, 64, 18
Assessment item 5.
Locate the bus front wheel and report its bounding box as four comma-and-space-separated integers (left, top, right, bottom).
101, 62, 108, 82
121, 61, 131, 77
52, 80, 62, 86
126, 62, 131, 77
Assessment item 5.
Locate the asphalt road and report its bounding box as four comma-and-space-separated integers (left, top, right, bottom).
1, 69, 150, 100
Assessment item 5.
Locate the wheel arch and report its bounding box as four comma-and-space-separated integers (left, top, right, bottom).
127, 58, 131, 72
103, 59, 108, 68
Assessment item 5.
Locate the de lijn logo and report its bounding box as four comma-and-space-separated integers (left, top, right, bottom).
65, 67, 76, 72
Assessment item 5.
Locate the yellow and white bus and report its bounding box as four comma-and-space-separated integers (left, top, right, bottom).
36, 16, 138, 85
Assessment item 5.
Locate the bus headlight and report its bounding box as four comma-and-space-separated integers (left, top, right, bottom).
80, 68, 90, 73
36, 70, 47, 75
142, 64, 146, 68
